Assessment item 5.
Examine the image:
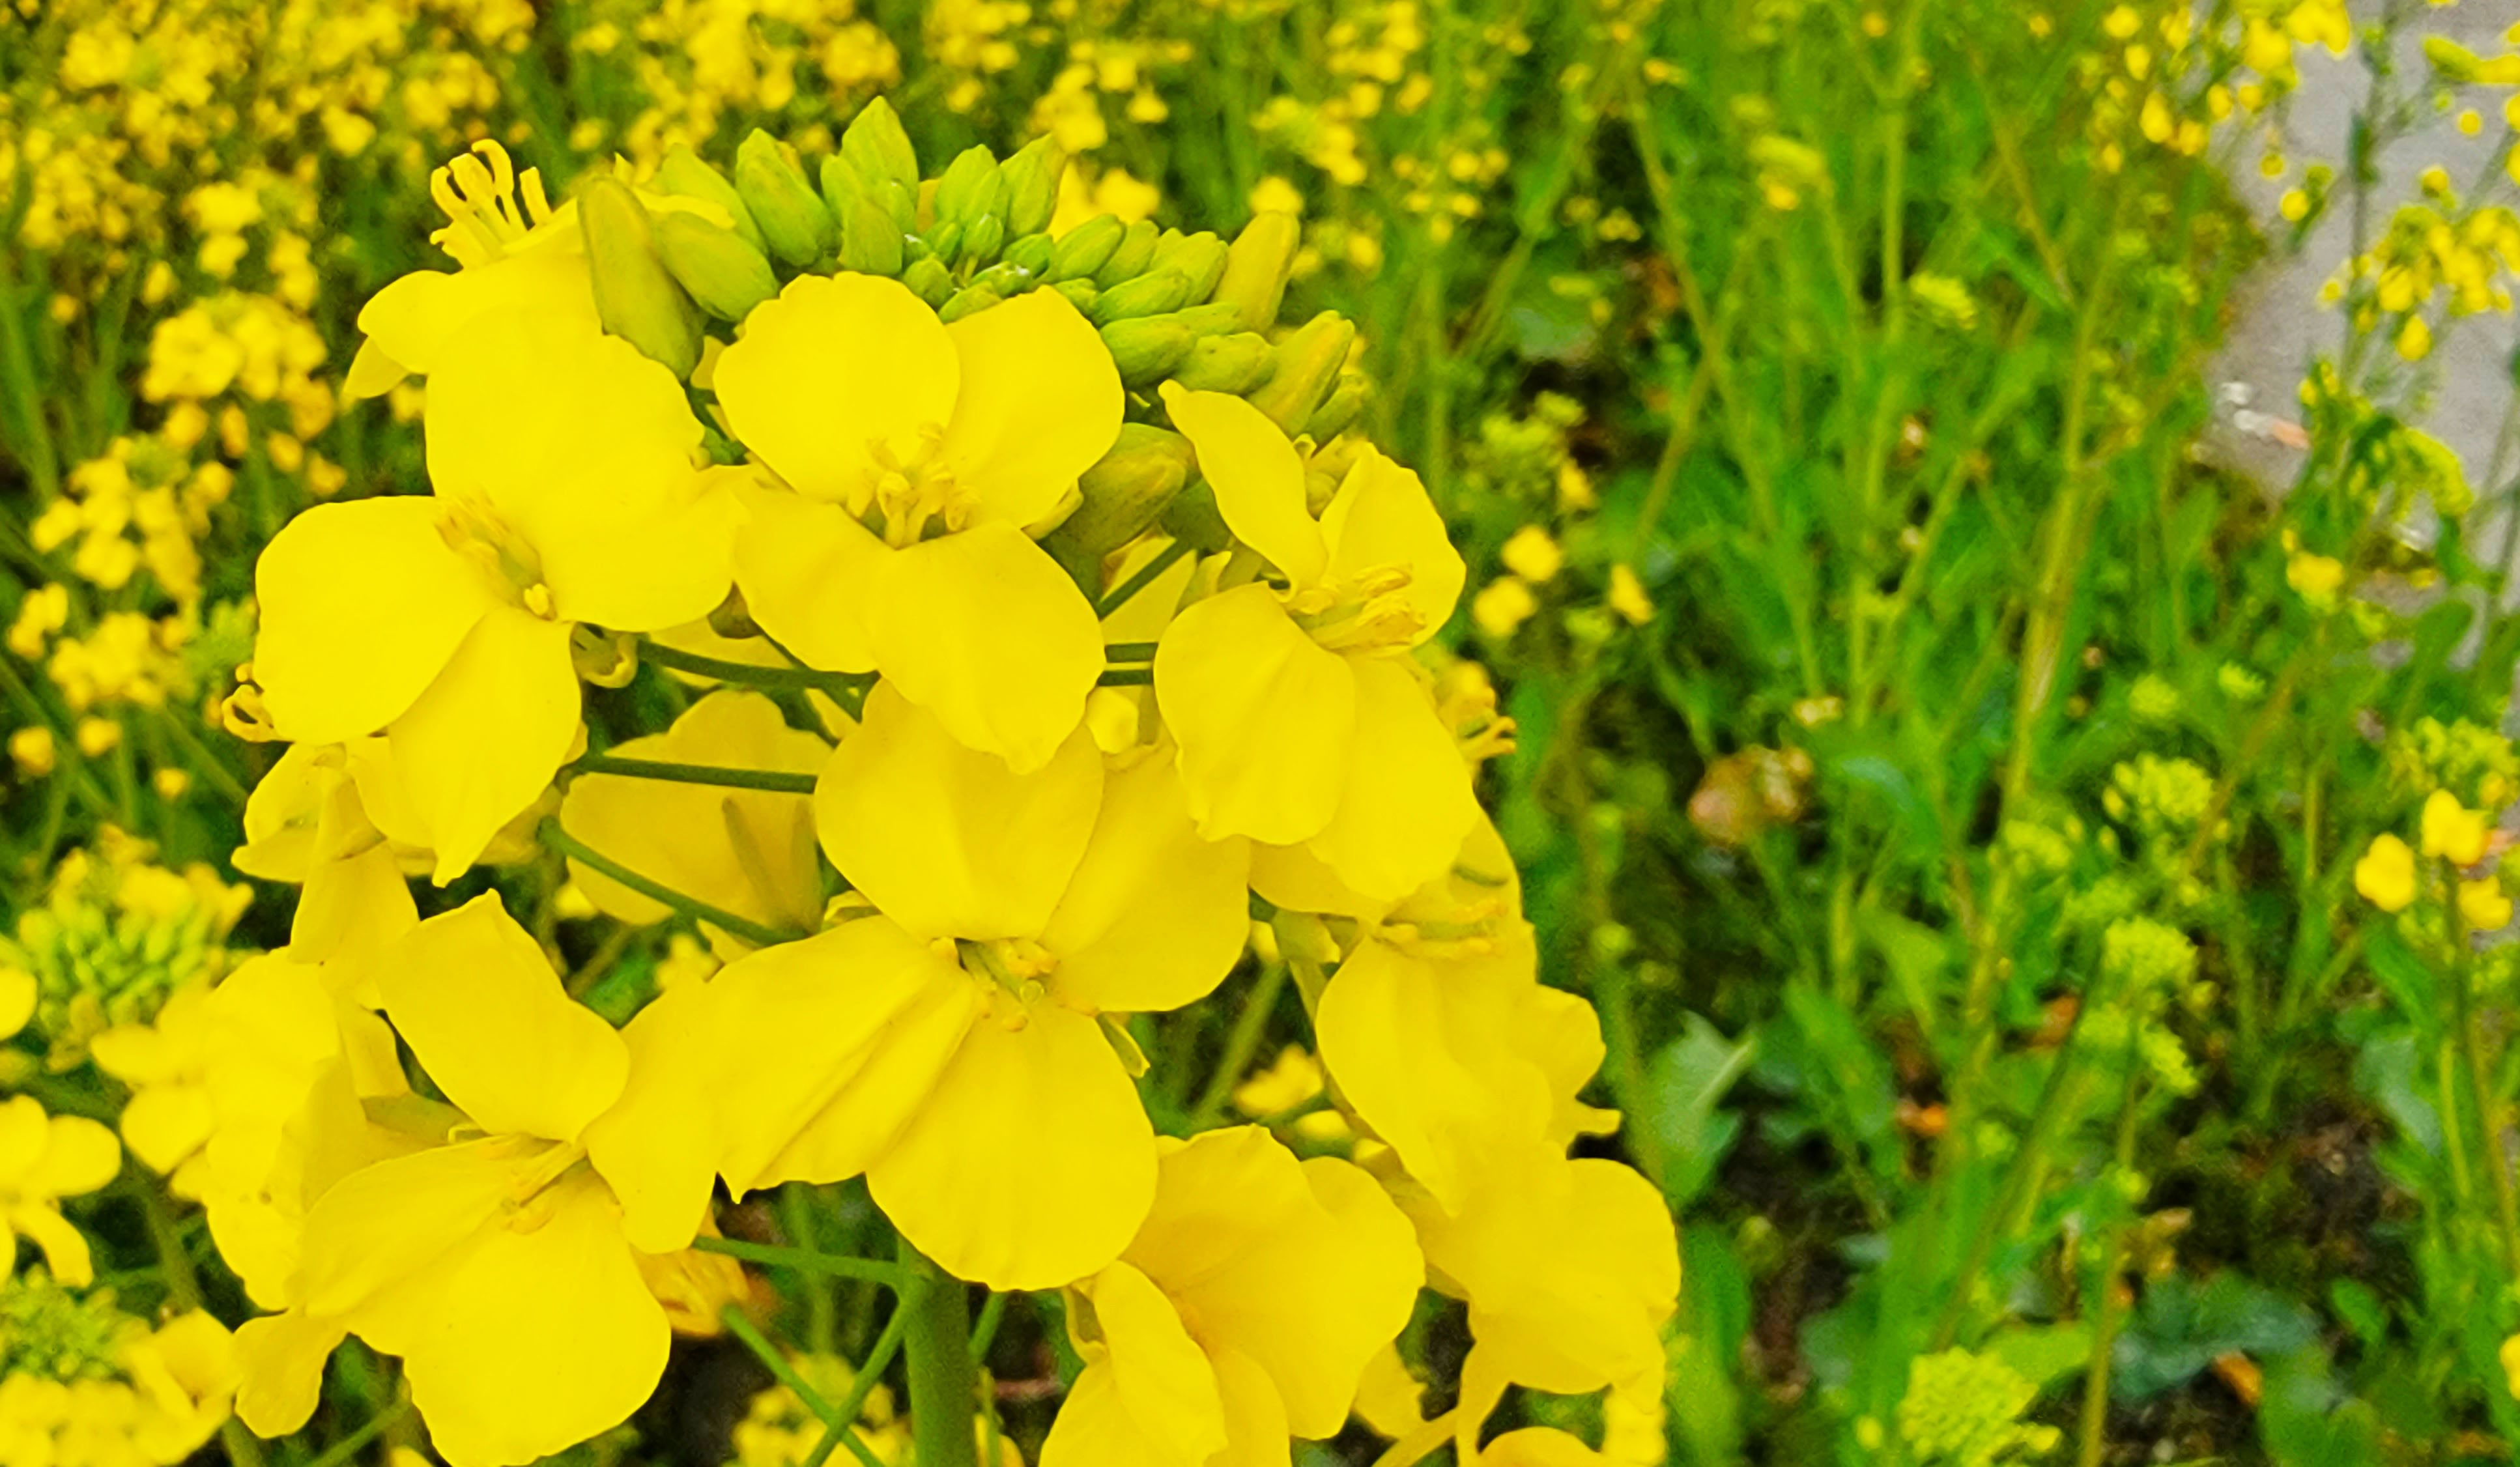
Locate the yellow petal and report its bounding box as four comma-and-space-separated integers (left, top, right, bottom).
375, 893, 628, 1143
1038, 1352, 1192, 1467
1124, 1130, 1420, 1438
728, 484, 883, 673
1158, 385, 1324, 586
1087, 1260, 1227, 1462
714, 274, 960, 504
1318, 448, 1465, 643
1041, 754, 1250, 1015
1300, 657, 1478, 904
870, 1004, 1154, 1289
30, 1115, 122, 1199
0, 969, 33, 1042
293, 840, 420, 970
293, 1139, 516, 1319
385, 606, 580, 883
1412, 1156, 1678, 1397
943, 289, 1123, 528
866, 524, 1104, 774
233, 1311, 346, 1438
355, 249, 597, 380
12, 1203, 94, 1285
562, 690, 829, 936
357, 1175, 668, 1467
0, 1095, 48, 1183
251, 498, 498, 744
1479, 1429, 1611, 1466
423, 311, 732, 631
122, 1086, 214, 1177
816, 684, 1103, 942
705, 917, 978, 1194
1313, 934, 1556, 1214
582, 982, 723, 1255
1154, 585, 1356, 844
1209, 1348, 1295, 1467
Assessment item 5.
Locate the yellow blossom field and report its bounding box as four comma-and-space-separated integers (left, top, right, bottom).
5, 1, 2520, 1464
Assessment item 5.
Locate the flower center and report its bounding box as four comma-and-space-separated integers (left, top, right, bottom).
850, 426, 979, 548
1286, 563, 1424, 653
956, 936, 1059, 1022
429, 141, 554, 270
437, 498, 557, 619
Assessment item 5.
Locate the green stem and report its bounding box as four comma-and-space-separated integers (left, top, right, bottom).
2449, 870, 2520, 1280
1095, 539, 1194, 618
723, 1305, 845, 1421
1101, 641, 1158, 662
637, 639, 877, 694
301, 1402, 413, 1467
2076, 1061, 2148, 1467
900, 1240, 979, 1467
575, 755, 819, 795
539, 821, 803, 948
1186, 961, 1288, 1131
1097, 667, 1153, 687
692, 1236, 909, 1288
968, 1292, 1007, 1364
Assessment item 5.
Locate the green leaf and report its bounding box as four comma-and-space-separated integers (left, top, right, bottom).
1644, 1014, 1756, 1209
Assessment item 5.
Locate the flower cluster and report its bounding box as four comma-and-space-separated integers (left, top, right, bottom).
201, 104, 1676, 1467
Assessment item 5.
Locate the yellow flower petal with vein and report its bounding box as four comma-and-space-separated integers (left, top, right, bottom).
582, 982, 726, 1255
384, 606, 580, 883
1041, 756, 1251, 1016
729, 486, 882, 672
942, 289, 1124, 528
1300, 657, 1479, 903
714, 274, 961, 504
816, 685, 1102, 941
1085, 1260, 1227, 1462
355, 1173, 668, 1467
1154, 584, 1356, 844
233, 1311, 345, 1437
251, 498, 500, 745
704, 917, 976, 1195
865, 524, 1104, 773
1159, 385, 1325, 586
373, 894, 629, 1143
870, 1005, 1154, 1290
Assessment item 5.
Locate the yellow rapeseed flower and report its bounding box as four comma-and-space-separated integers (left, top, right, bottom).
2421, 788, 2493, 866
2353, 833, 2417, 912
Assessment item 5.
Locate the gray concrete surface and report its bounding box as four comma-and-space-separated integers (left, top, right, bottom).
2203, 1, 2519, 562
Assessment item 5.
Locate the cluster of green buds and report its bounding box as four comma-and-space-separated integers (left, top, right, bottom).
0, 1273, 133, 1386
578, 98, 1368, 577
1893, 1348, 2060, 1467
0, 838, 249, 1068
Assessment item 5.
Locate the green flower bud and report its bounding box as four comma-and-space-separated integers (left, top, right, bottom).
1005, 232, 1055, 276
1170, 332, 1275, 393
1244, 311, 1356, 434
838, 96, 921, 197
735, 129, 837, 268
818, 152, 866, 218
1050, 214, 1126, 281
1000, 136, 1066, 237
966, 262, 1035, 298
960, 213, 1007, 269
1160, 476, 1233, 552
939, 283, 1005, 324
1100, 315, 1199, 384
580, 177, 705, 378
1306, 374, 1368, 438
1052, 278, 1100, 313
933, 145, 1007, 230
839, 192, 906, 276
903, 256, 955, 306
1149, 231, 1229, 302
653, 210, 779, 323
653, 143, 763, 251
1039, 424, 1197, 578
1096, 219, 1162, 287
1091, 268, 1194, 325
1214, 211, 1300, 332
923, 220, 966, 269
